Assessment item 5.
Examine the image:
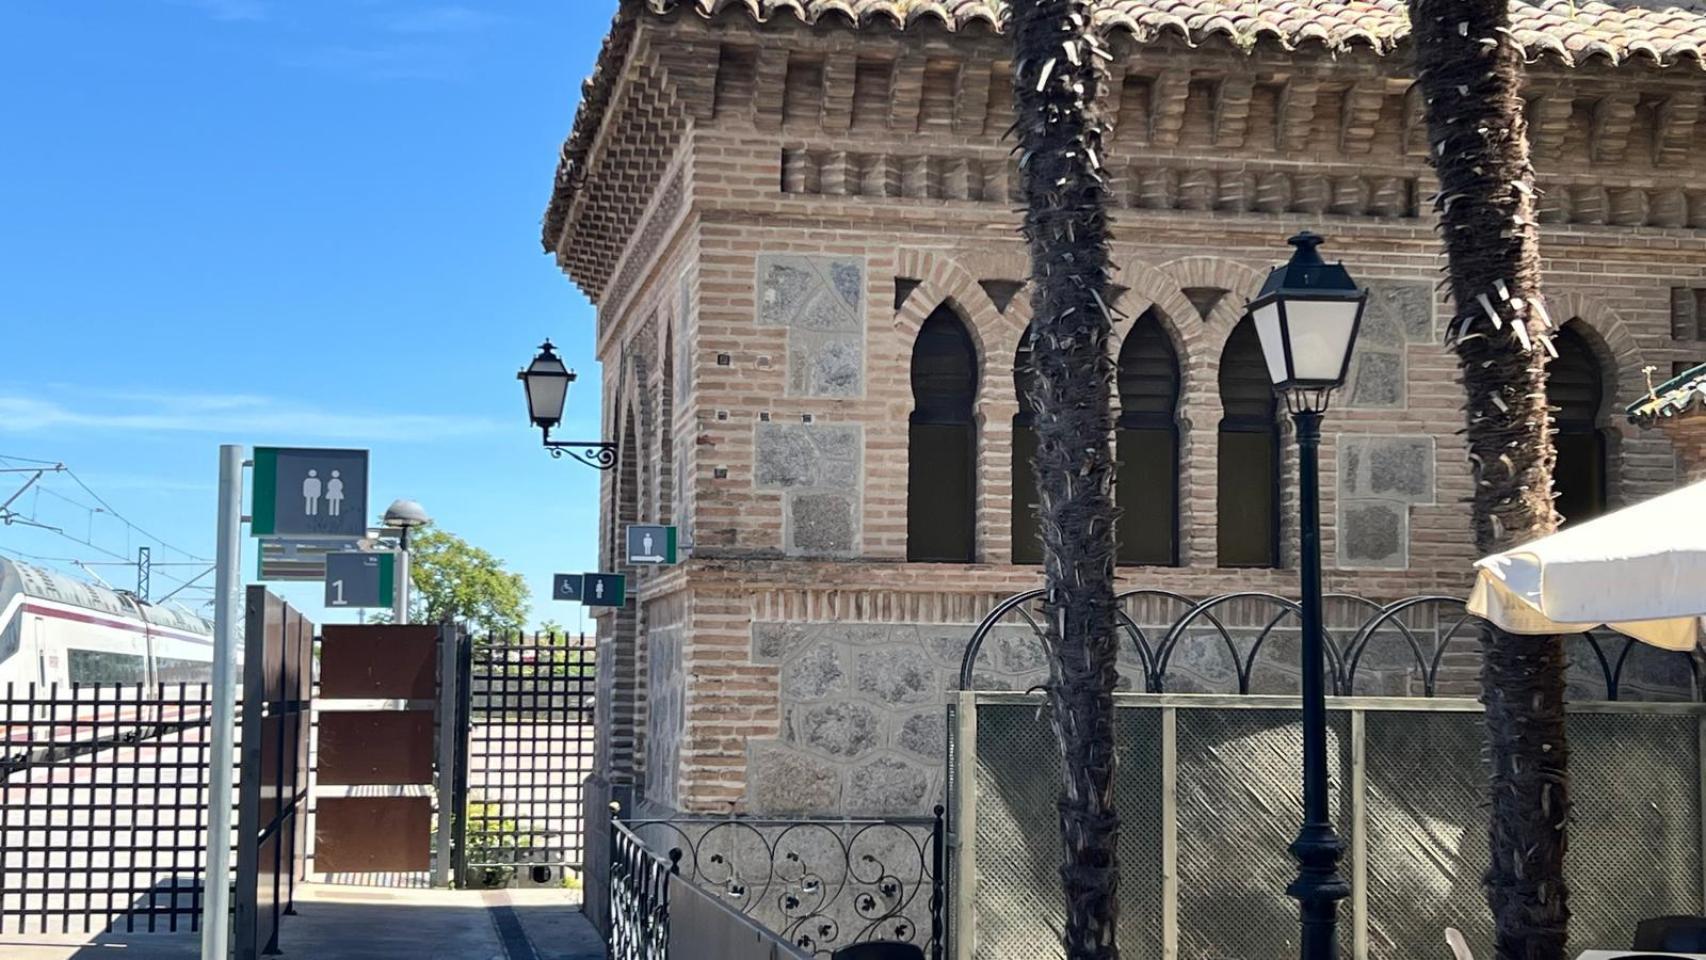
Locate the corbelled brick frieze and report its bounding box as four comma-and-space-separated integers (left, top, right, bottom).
554, 9, 1706, 305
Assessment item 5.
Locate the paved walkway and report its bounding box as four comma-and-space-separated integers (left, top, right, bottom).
0, 885, 605, 960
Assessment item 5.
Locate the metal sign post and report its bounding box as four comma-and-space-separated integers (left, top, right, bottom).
203, 444, 245, 960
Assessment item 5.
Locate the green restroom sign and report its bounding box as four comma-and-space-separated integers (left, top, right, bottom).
251, 447, 370, 540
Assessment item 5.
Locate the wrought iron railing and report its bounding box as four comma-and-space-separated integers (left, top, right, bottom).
960, 590, 1700, 700
610, 814, 674, 960
612, 805, 947, 959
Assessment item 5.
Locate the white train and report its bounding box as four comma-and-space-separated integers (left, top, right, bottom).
0, 557, 214, 689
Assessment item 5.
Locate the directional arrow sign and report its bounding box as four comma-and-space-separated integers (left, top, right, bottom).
625, 524, 677, 565
324, 552, 396, 609
581, 573, 626, 607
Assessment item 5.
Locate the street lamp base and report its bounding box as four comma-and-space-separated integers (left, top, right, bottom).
1287, 822, 1350, 960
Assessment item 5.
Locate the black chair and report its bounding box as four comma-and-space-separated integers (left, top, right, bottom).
830, 942, 926, 960
1634, 915, 1706, 952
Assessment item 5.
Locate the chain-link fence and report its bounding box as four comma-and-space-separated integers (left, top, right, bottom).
955, 692, 1705, 960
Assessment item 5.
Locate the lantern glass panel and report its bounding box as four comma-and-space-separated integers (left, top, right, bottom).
524, 354, 571, 428
1282, 298, 1360, 384
1251, 300, 1290, 386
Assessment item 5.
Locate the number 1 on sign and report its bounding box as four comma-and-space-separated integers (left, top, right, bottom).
331, 580, 345, 605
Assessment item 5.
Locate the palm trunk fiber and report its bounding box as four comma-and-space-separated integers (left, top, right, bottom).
1410, 3, 1569, 959
1011, 2, 1122, 957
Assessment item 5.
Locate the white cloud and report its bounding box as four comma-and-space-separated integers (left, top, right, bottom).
0, 392, 505, 442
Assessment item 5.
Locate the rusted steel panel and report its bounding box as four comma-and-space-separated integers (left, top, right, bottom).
318, 625, 436, 699
316, 711, 435, 786
315, 797, 433, 874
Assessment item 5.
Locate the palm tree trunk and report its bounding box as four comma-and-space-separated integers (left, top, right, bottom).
1409, 3, 1569, 959
1011, 2, 1122, 957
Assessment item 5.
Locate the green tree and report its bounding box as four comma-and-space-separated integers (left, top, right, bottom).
1012, 1, 1123, 956
1410, 3, 1569, 958
402, 526, 530, 633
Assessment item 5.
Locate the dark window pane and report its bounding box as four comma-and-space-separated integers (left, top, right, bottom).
1554, 430, 1607, 526
911, 305, 978, 425
1219, 428, 1279, 568
1118, 312, 1180, 423
156, 656, 213, 684
1550, 324, 1607, 527
910, 305, 978, 562
1117, 428, 1177, 565
1218, 317, 1280, 567
67, 648, 147, 686
1015, 329, 1037, 419
1219, 318, 1275, 426
909, 423, 976, 562
1012, 421, 1042, 565
1113, 311, 1181, 565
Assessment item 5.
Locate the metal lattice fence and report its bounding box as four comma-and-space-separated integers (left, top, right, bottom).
970, 705, 1162, 959
956, 692, 1706, 960
459, 635, 596, 886
0, 682, 212, 934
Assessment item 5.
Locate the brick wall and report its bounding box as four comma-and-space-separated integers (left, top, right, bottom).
1663, 418, 1706, 482
564, 15, 1706, 814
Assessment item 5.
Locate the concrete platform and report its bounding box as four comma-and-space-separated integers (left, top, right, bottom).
0, 884, 605, 960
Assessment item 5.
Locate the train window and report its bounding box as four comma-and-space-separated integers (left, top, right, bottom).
0, 617, 17, 663
155, 657, 213, 684
67, 649, 148, 686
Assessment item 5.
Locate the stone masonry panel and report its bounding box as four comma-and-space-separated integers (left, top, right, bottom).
1338, 435, 1436, 570
1345, 279, 1432, 410
756, 253, 866, 398
754, 422, 864, 558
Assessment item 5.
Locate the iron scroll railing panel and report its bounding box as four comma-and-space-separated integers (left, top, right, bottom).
462, 634, 596, 886
0, 681, 213, 934
962, 694, 1706, 960
622, 813, 946, 959
610, 819, 673, 960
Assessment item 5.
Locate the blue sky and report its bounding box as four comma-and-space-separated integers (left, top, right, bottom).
0, 0, 618, 632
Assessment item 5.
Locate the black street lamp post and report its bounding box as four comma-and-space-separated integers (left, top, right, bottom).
1245, 231, 1367, 960
517, 340, 620, 471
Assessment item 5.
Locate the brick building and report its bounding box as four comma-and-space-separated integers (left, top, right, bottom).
541, 1, 1706, 825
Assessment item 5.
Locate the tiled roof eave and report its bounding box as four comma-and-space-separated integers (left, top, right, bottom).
542, 0, 1706, 283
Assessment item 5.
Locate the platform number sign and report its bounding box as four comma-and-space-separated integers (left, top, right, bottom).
324, 552, 396, 609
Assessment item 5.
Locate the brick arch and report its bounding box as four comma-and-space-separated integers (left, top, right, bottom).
893, 249, 1028, 413
1155, 255, 1269, 350
1548, 291, 1647, 416
1548, 291, 1653, 510
1106, 258, 1202, 412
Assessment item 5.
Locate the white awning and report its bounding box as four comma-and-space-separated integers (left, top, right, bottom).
1467, 479, 1706, 651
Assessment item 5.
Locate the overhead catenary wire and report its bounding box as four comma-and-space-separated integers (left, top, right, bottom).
0, 456, 216, 596
0, 454, 211, 561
